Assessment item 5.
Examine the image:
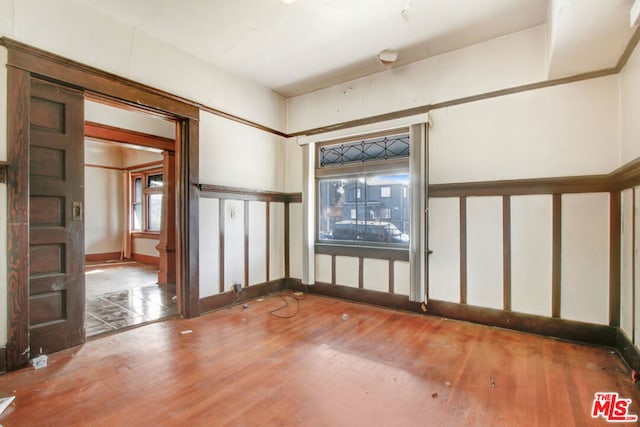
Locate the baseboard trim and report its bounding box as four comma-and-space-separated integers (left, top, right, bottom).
0, 346, 6, 374
616, 329, 640, 372
285, 279, 423, 312
199, 279, 287, 314
131, 253, 160, 265
85, 252, 122, 262
425, 299, 618, 347
286, 279, 618, 346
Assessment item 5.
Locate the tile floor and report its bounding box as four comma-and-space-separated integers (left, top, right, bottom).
85, 262, 178, 337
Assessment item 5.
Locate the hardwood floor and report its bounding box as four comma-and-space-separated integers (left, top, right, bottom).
0, 293, 638, 426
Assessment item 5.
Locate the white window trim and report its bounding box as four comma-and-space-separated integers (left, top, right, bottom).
299, 114, 429, 301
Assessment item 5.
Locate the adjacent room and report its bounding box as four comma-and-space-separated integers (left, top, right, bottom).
84, 100, 179, 336
1, 0, 640, 424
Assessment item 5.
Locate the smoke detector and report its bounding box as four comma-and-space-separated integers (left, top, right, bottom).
378, 49, 398, 66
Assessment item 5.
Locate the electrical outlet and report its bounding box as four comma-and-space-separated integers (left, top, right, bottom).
232, 282, 243, 293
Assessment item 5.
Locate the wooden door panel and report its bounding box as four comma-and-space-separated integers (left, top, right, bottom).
30, 196, 65, 227
29, 79, 85, 355
31, 96, 66, 132
29, 293, 66, 325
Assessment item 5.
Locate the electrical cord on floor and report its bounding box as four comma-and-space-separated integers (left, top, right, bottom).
269, 291, 306, 319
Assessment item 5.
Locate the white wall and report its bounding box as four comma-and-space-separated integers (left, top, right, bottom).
428, 197, 460, 303
620, 34, 640, 165
199, 111, 286, 191
620, 189, 634, 339
510, 195, 553, 317
561, 193, 610, 325
466, 197, 504, 310
121, 148, 163, 169
131, 238, 159, 258
1, 0, 285, 131
429, 76, 619, 183
224, 200, 245, 291
287, 26, 546, 133
84, 141, 124, 255
85, 101, 175, 139
199, 198, 220, 299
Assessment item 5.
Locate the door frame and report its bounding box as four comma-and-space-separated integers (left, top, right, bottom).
3, 38, 200, 370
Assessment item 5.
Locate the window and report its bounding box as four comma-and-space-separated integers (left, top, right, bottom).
316, 130, 410, 247
131, 169, 163, 233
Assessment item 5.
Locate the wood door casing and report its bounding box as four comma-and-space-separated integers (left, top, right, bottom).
29, 79, 85, 355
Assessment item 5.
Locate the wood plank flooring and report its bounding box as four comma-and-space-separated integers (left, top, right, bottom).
0, 293, 638, 426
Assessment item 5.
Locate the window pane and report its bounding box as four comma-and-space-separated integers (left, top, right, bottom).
147, 194, 162, 231
319, 133, 410, 167
147, 173, 163, 188
134, 177, 142, 203
318, 174, 409, 245
133, 204, 142, 231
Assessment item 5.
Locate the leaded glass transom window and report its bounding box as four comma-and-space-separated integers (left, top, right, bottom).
319, 133, 409, 167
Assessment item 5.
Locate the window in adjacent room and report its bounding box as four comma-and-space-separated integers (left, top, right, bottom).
131, 168, 163, 233
316, 129, 410, 247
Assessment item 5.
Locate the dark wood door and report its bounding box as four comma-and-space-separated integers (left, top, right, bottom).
29, 79, 85, 355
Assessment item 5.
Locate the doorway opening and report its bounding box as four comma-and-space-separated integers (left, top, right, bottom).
83, 98, 178, 337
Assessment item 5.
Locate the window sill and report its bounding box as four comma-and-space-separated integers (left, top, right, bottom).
131, 231, 161, 239
315, 242, 409, 261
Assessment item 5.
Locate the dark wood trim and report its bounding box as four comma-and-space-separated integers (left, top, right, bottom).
219, 199, 225, 294
6, 66, 30, 371
0, 346, 6, 374
266, 201, 271, 282
197, 104, 288, 138
2, 37, 198, 118
425, 299, 617, 347
199, 279, 288, 314
315, 243, 409, 261
126, 161, 164, 172
289, 70, 618, 137
0, 161, 10, 183
358, 257, 364, 289
616, 329, 640, 372
609, 191, 621, 327
502, 195, 511, 311
131, 231, 161, 240
244, 200, 250, 287
0, 38, 290, 137
198, 184, 302, 203
4, 39, 200, 363
331, 255, 336, 285
616, 23, 640, 71
131, 253, 160, 265
84, 163, 124, 172
183, 117, 200, 318
388, 260, 395, 294
284, 202, 290, 278
85, 122, 174, 152
459, 197, 467, 305
611, 156, 640, 190
85, 252, 122, 262
429, 175, 611, 198
426, 157, 640, 200
288, 279, 423, 312
552, 194, 562, 319
633, 190, 637, 345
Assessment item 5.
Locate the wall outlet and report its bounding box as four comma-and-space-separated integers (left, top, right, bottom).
232, 282, 243, 293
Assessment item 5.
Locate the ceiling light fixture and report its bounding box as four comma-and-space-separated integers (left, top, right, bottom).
282, 0, 297, 4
